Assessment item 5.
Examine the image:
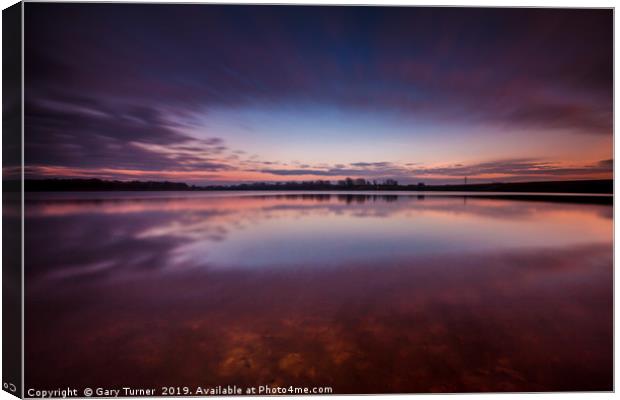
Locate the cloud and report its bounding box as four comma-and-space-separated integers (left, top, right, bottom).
257, 161, 409, 179
256, 158, 612, 184
256, 169, 335, 177
24, 92, 256, 176
350, 162, 392, 168
410, 159, 613, 178
501, 101, 611, 135
26, 96, 189, 169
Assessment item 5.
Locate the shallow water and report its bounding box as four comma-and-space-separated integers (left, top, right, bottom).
24, 192, 613, 393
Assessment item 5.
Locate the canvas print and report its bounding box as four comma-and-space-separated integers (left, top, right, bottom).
2, 2, 614, 397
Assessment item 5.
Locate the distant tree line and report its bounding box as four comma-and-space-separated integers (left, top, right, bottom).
201, 178, 404, 191
17, 177, 612, 194
24, 178, 190, 191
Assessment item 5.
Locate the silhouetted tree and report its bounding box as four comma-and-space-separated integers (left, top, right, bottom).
384, 179, 398, 186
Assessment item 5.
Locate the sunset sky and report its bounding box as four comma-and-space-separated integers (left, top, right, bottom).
24, 4, 612, 185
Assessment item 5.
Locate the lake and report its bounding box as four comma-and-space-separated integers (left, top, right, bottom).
24, 191, 613, 393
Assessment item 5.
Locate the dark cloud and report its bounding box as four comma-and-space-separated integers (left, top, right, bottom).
258, 158, 613, 184
350, 162, 391, 168
258, 162, 407, 178
502, 101, 611, 135
25, 94, 235, 172
257, 169, 335, 176
410, 159, 614, 178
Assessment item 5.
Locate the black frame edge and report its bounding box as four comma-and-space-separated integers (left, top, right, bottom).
2, 1, 23, 398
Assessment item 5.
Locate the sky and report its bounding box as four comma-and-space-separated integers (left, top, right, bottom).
24, 4, 613, 185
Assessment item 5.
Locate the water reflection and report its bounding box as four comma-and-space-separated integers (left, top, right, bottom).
25, 193, 612, 393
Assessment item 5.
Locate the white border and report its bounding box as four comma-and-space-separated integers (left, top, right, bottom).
0, 1, 616, 400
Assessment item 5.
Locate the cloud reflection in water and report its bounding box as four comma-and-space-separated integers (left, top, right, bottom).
25, 193, 612, 392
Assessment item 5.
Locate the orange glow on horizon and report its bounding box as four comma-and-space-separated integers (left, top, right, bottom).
23, 160, 613, 185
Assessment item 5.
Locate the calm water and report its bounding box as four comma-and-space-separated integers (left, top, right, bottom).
24, 192, 613, 393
